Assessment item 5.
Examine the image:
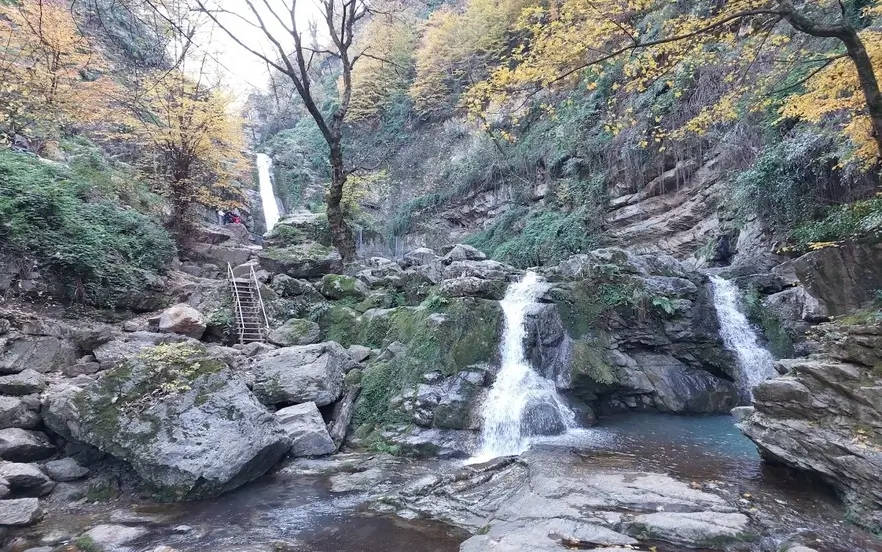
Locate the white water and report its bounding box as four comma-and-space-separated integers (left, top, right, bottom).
710, 275, 777, 396
472, 272, 576, 461
256, 153, 281, 232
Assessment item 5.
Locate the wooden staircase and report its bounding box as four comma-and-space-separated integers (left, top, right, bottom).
228, 263, 270, 344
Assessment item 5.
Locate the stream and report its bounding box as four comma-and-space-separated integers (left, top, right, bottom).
12, 413, 880, 552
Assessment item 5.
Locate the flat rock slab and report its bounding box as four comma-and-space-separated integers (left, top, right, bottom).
80, 524, 148, 551
0, 429, 55, 462
0, 497, 42, 525
623, 511, 753, 549
460, 518, 637, 552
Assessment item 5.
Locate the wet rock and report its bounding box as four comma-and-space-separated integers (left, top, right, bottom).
730, 406, 754, 423
0, 370, 46, 396
628, 353, 739, 414
268, 318, 321, 347
0, 462, 55, 496
376, 426, 477, 459
44, 344, 289, 500
396, 369, 487, 430
275, 402, 335, 457
0, 397, 40, 430
520, 397, 567, 436
460, 518, 637, 552
43, 458, 89, 482
79, 524, 148, 551
158, 304, 207, 339
0, 497, 42, 526
0, 429, 55, 462
622, 511, 752, 549
251, 342, 355, 407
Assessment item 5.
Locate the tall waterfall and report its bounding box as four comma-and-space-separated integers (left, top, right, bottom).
709, 275, 777, 396
473, 272, 576, 461
256, 153, 281, 232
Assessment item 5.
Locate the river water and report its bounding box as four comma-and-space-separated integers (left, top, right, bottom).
12, 414, 879, 551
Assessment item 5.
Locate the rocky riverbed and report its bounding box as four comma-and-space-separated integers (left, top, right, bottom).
6, 414, 879, 552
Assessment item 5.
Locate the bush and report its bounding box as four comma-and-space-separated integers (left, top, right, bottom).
467, 206, 600, 268
791, 195, 882, 249
0, 150, 176, 306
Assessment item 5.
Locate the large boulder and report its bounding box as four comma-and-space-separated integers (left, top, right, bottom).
44, 458, 89, 482
43, 343, 289, 500
442, 244, 487, 262
250, 342, 355, 407
275, 402, 335, 457
158, 304, 207, 339
738, 322, 882, 530
257, 243, 343, 279
267, 319, 321, 347
0, 335, 77, 375
0, 497, 42, 526
318, 274, 368, 300
792, 243, 882, 316
0, 462, 55, 496
622, 511, 752, 549
438, 277, 507, 300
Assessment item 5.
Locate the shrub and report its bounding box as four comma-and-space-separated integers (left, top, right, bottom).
0, 150, 175, 306
790, 195, 882, 249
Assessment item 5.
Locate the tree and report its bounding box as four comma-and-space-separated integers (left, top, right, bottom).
0, 0, 119, 145
128, 67, 247, 242
468, 0, 882, 166
195, 0, 370, 261
409, 0, 532, 118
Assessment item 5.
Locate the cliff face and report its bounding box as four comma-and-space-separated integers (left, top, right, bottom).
738, 319, 882, 531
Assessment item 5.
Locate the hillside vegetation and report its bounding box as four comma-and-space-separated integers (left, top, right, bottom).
248, 0, 882, 266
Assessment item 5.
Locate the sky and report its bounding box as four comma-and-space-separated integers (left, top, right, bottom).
195, 0, 325, 97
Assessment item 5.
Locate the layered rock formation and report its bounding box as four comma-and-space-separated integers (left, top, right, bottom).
738, 320, 882, 530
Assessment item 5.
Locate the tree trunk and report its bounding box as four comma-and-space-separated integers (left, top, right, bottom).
327, 141, 356, 261
840, 33, 882, 161
777, 1, 882, 161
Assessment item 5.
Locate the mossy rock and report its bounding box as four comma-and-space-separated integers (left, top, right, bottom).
268, 318, 321, 346
319, 274, 369, 300
43, 343, 289, 501
257, 242, 343, 279
317, 304, 362, 346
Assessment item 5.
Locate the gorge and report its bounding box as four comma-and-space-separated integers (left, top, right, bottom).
1, 0, 882, 551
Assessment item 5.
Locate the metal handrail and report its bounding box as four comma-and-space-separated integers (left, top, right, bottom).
227, 262, 249, 344
250, 264, 271, 333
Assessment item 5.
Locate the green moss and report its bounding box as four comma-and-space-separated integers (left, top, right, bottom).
75, 534, 103, 552
352, 298, 502, 433
742, 286, 795, 358
317, 304, 361, 346
320, 274, 365, 299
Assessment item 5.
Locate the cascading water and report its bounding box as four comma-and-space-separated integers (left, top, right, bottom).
473, 271, 576, 461
709, 275, 777, 396
256, 153, 281, 232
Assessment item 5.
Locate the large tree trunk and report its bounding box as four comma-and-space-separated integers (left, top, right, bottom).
778, 1, 882, 161
327, 141, 356, 261
840, 34, 882, 161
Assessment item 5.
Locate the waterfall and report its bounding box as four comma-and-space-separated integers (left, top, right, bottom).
709, 275, 777, 396
256, 153, 281, 232
473, 272, 576, 461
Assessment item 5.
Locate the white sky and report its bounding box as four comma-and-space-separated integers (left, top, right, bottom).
195, 0, 325, 98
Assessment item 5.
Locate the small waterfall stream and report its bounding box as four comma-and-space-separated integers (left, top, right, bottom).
709, 275, 777, 396
473, 272, 576, 460
256, 153, 281, 232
